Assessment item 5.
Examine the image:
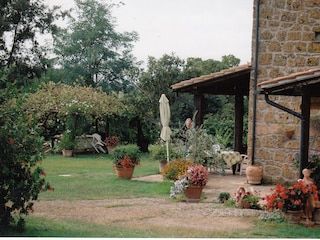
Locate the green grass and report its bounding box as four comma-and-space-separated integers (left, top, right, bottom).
39, 153, 170, 201
2, 153, 320, 237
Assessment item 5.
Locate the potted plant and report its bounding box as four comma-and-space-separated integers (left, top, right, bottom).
112, 145, 141, 179
235, 187, 261, 209
218, 192, 231, 203
169, 164, 209, 202
149, 143, 181, 173
58, 130, 77, 157
283, 125, 295, 139
105, 135, 119, 154
265, 182, 318, 224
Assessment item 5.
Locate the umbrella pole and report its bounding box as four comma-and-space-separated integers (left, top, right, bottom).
166, 140, 169, 162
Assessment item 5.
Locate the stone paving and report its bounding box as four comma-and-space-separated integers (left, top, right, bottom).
133, 169, 275, 202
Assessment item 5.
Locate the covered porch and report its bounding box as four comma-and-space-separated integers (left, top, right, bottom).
171, 63, 252, 154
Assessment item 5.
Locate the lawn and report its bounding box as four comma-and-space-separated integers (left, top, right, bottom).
1, 152, 320, 237
38, 153, 170, 201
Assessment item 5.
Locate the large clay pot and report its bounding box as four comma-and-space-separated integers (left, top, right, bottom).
107, 146, 116, 155
115, 166, 134, 179
284, 210, 304, 224
184, 185, 204, 203
159, 159, 167, 174
62, 149, 73, 157
246, 165, 263, 184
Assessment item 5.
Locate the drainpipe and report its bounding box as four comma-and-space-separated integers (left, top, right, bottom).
264, 93, 310, 179
251, 0, 261, 165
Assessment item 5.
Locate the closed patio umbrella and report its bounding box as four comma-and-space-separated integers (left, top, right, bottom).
159, 94, 172, 162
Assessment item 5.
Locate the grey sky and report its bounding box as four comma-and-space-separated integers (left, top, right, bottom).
47, 0, 253, 65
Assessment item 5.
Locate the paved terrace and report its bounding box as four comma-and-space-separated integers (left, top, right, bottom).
134, 170, 275, 202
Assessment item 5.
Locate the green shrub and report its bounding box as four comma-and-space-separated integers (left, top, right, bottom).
218, 192, 231, 203
258, 210, 286, 223
149, 144, 181, 161
112, 145, 141, 165
0, 98, 52, 230
57, 130, 77, 150
223, 198, 236, 207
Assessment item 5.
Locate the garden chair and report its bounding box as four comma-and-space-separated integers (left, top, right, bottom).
91, 133, 106, 153
240, 154, 249, 175
206, 144, 222, 172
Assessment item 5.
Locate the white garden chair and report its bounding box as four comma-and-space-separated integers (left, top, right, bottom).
91, 133, 106, 153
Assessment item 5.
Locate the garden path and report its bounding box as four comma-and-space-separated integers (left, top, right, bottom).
32, 171, 275, 236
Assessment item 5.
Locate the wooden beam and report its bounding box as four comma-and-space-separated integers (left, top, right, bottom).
234, 94, 244, 153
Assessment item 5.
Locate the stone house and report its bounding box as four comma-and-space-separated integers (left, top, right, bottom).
172, 0, 320, 184
250, 0, 320, 184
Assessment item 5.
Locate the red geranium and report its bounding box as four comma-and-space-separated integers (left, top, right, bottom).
265, 181, 318, 212
116, 155, 136, 168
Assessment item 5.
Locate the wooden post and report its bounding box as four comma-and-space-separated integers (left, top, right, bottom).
194, 93, 204, 127
234, 94, 244, 153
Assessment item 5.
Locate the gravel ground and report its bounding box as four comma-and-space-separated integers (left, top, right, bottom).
33, 197, 263, 232
32, 172, 272, 235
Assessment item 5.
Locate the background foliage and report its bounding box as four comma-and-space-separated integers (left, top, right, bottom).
0, 0, 247, 230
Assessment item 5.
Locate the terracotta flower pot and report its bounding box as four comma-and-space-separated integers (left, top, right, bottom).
62, 149, 73, 157
184, 185, 204, 203
284, 210, 304, 224
237, 200, 251, 209
284, 129, 294, 139
115, 166, 134, 179
107, 146, 116, 155
246, 165, 263, 184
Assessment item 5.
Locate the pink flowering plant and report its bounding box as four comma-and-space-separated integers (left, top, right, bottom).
105, 136, 119, 147
185, 165, 209, 186
293, 151, 320, 168
170, 164, 208, 199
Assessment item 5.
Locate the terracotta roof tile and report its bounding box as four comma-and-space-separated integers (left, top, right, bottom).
171, 63, 252, 90
258, 67, 320, 88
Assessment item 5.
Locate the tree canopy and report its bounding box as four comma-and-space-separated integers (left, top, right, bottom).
0, 0, 59, 88
24, 82, 122, 117
53, 0, 139, 91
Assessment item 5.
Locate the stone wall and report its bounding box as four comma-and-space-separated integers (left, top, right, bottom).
248, 0, 320, 184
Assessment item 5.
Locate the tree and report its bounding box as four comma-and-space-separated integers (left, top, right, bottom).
137, 54, 185, 124
133, 54, 243, 148
53, 0, 139, 91
0, 0, 59, 89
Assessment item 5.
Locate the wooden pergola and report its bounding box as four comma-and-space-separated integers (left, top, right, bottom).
171, 63, 252, 154
258, 67, 320, 178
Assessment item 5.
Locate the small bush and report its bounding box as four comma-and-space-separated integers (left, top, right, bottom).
258, 210, 286, 223
149, 144, 181, 161
218, 192, 231, 203
162, 158, 192, 181
223, 198, 236, 207
112, 145, 141, 165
